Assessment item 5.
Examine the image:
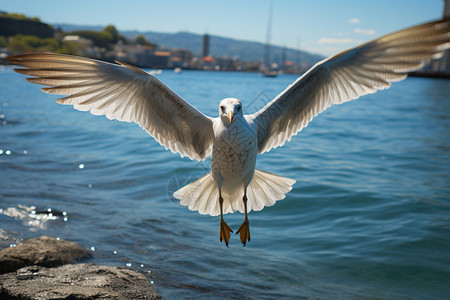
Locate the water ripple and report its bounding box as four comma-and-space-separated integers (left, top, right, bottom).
1, 69, 449, 299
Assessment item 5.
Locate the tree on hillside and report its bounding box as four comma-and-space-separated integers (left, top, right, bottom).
68, 25, 127, 49
103, 25, 119, 43
6, 34, 83, 55
0, 12, 41, 22
134, 35, 157, 47
103, 25, 127, 44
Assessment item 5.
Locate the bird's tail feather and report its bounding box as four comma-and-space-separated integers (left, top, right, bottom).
246, 169, 296, 213
173, 169, 295, 216
174, 172, 220, 216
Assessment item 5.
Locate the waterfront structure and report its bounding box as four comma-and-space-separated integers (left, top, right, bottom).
202, 34, 210, 58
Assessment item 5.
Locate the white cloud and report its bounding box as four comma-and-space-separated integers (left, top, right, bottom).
333, 32, 349, 37
354, 28, 376, 35
318, 37, 355, 44
348, 18, 361, 24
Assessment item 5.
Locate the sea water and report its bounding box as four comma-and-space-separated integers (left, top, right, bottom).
0, 66, 449, 299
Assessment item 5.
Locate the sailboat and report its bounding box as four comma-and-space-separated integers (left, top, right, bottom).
261, 3, 278, 77
262, 68, 278, 77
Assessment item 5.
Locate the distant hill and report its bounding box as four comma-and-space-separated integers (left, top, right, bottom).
1, 13, 54, 38
54, 23, 324, 66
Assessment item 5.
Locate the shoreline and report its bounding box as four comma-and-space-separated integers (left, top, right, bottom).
0, 236, 162, 299
2, 57, 450, 78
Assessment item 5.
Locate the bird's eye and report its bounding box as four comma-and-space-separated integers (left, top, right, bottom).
236, 105, 241, 111
220, 106, 225, 111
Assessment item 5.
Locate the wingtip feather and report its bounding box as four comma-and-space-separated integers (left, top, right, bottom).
114, 60, 149, 75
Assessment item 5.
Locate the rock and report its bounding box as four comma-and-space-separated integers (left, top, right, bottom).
0, 236, 161, 299
0, 236, 92, 274
0, 263, 161, 299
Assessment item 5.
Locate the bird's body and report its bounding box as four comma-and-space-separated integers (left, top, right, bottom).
7, 18, 450, 246
211, 111, 257, 200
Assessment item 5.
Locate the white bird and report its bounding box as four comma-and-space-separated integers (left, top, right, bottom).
7, 18, 450, 246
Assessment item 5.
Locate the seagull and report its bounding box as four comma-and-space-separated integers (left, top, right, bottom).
7, 18, 450, 247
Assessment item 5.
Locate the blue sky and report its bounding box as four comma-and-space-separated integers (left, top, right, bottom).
1, 0, 445, 56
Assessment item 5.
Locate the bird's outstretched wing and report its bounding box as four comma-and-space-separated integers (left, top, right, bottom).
251, 18, 450, 154
7, 53, 214, 161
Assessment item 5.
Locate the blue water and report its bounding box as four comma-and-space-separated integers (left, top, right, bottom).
0, 66, 449, 299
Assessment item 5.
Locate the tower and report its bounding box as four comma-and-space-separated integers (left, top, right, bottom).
202, 34, 210, 58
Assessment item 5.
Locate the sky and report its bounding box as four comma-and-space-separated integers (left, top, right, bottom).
1, 0, 446, 56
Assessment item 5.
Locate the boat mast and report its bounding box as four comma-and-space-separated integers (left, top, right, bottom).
263, 2, 273, 70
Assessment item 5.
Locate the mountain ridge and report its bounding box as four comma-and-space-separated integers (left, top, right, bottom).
54, 23, 324, 66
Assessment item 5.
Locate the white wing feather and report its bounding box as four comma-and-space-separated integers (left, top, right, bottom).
7, 53, 214, 161
251, 18, 450, 154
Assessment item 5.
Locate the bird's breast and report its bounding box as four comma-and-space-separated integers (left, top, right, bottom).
211, 121, 257, 186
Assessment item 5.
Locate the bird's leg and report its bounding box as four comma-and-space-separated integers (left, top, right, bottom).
219, 192, 233, 247
236, 192, 250, 246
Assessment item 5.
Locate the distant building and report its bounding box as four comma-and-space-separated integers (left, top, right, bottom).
442, 0, 450, 71
202, 34, 210, 58
110, 43, 170, 68
421, 1, 449, 74
134, 49, 170, 68
63, 35, 101, 58
169, 49, 194, 68
214, 57, 235, 71
63, 35, 94, 48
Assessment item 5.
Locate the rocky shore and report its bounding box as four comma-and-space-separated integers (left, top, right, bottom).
0, 236, 161, 299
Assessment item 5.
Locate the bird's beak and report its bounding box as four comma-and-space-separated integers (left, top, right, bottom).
227, 111, 234, 123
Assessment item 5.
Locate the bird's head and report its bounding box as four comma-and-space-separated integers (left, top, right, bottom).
219, 98, 243, 126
